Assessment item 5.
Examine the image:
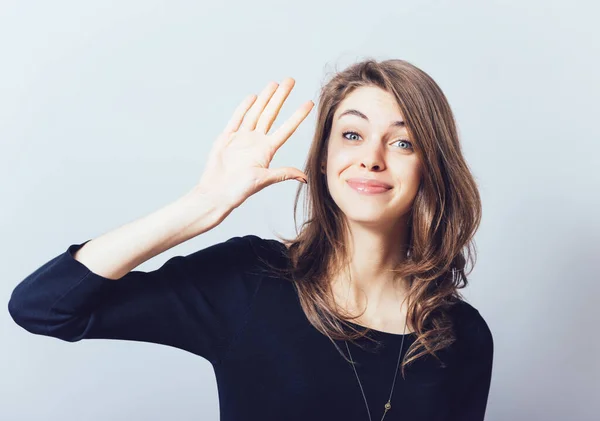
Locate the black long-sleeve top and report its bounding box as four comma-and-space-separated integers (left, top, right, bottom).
8, 234, 494, 421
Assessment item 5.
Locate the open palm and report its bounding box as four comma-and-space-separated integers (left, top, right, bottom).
196, 78, 314, 209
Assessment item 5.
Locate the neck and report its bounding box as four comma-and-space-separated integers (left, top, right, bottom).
330, 213, 411, 322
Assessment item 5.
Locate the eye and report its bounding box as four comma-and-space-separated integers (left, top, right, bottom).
342, 130, 361, 141
392, 139, 414, 150
342, 131, 413, 150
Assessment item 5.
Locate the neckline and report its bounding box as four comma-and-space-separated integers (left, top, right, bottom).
344, 319, 416, 338
274, 239, 416, 339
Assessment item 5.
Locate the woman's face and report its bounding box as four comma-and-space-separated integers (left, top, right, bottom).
324, 85, 423, 227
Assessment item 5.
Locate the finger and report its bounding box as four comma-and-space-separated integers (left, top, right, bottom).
222, 94, 257, 135
264, 167, 308, 186
255, 77, 295, 134
240, 81, 279, 131
269, 100, 314, 152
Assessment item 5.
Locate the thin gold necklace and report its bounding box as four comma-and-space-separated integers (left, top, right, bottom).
344, 318, 408, 421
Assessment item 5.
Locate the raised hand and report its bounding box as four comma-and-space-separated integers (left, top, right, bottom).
194, 77, 314, 210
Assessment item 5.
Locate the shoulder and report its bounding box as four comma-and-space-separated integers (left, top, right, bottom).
447, 299, 494, 358
243, 234, 288, 254
174, 234, 284, 278
199, 234, 286, 261
235, 234, 289, 263
224, 234, 291, 278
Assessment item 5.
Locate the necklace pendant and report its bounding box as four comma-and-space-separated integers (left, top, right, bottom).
384, 401, 391, 411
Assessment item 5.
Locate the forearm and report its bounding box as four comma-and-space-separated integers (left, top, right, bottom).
73, 189, 234, 280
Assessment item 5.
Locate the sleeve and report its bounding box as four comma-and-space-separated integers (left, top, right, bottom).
7, 235, 263, 365
449, 311, 494, 420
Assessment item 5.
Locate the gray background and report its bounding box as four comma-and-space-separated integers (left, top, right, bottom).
1, 1, 598, 420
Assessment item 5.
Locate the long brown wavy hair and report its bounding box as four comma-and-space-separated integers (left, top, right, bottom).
258, 58, 482, 379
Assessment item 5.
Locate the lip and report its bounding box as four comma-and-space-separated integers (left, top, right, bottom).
346, 178, 393, 189
346, 178, 393, 195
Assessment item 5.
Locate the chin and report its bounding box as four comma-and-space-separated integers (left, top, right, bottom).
338, 204, 393, 224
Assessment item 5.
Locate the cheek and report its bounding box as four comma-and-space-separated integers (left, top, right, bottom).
403, 164, 422, 182
394, 161, 422, 191
326, 149, 355, 175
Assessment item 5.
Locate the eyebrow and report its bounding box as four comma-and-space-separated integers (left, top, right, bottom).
337, 109, 405, 128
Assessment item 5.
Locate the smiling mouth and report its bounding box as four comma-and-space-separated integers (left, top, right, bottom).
346, 180, 392, 195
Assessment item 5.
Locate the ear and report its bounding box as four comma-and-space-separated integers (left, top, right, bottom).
320, 162, 326, 174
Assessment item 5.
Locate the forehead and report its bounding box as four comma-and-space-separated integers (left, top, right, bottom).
333, 86, 405, 123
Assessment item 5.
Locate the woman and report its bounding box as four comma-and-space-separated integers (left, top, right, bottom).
9, 59, 494, 421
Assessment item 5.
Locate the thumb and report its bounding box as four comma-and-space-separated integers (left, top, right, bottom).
265, 167, 308, 185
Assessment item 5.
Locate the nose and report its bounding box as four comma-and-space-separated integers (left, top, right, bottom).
362, 161, 382, 171
360, 142, 386, 171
